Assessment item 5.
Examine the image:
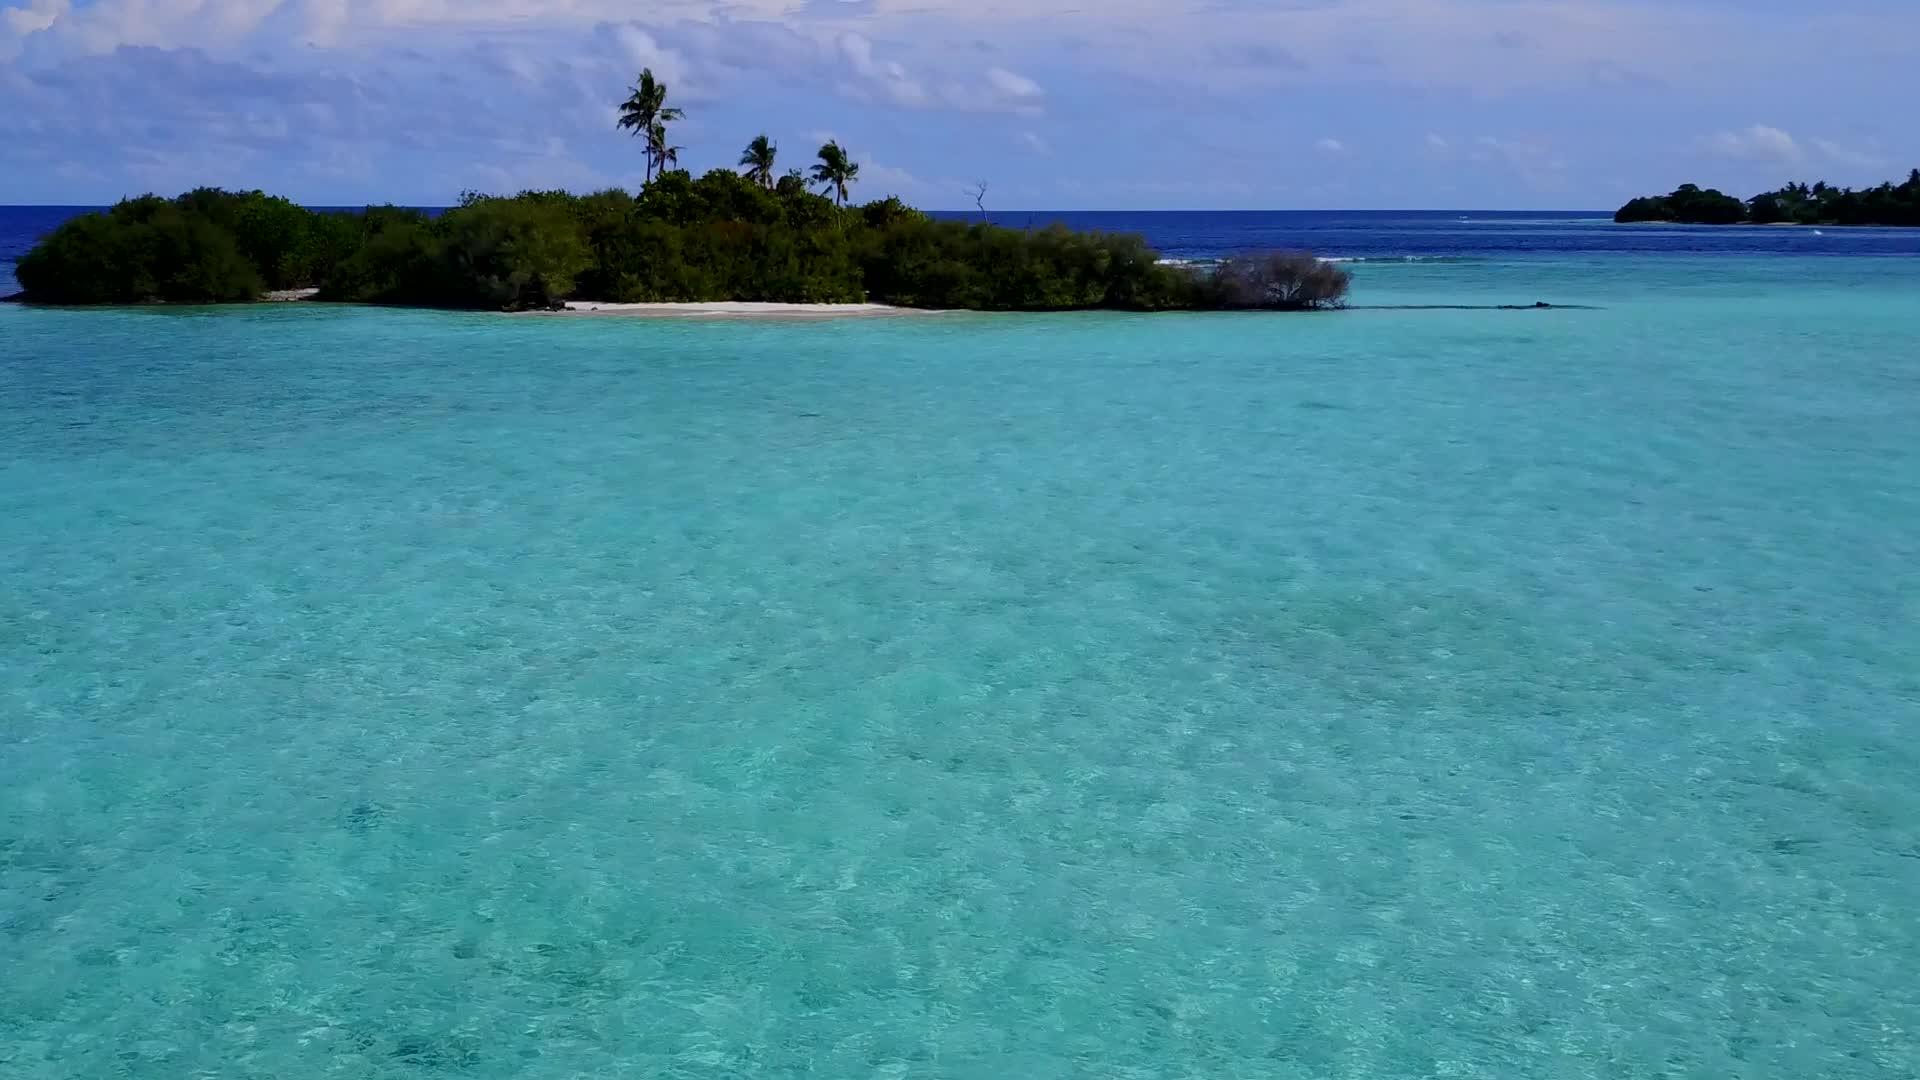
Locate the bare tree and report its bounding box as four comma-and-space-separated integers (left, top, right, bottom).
1206, 252, 1351, 310
965, 181, 989, 222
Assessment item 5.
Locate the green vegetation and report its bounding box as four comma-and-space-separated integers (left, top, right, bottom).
16, 177, 1350, 311
810, 141, 861, 207
616, 70, 685, 185
738, 135, 778, 190
14, 66, 1350, 313
1617, 170, 1920, 225
1615, 184, 1748, 225
1202, 252, 1355, 310
13, 189, 358, 304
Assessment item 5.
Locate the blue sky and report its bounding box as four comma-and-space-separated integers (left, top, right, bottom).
2, 0, 1915, 209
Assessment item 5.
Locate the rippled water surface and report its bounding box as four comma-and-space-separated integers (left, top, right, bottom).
3, 253, 1918, 1078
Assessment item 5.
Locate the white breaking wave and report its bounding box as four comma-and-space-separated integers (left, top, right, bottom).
1322, 255, 1476, 264
1156, 254, 1479, 267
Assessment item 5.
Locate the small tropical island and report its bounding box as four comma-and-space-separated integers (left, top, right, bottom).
1615, 170, 1920, 225
10, 70, 1349, 314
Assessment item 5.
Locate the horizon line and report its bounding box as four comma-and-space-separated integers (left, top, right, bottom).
0, 203, 1614, 214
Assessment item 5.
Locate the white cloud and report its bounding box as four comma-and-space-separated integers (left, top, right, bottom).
466, 145, 620, 195
1418, 133, 1569, 190
4, 0, 1916, 207
851, 154, 965, 203
836, 31, 928, 106
973, 66, 1044, 114
1700, 124, 1803, 165
612, 26, 686, 85
859, 158, 920, 192
818, 35, 1041, 114
10, 1, 1915, 112
1811, 137, 1885, 170
1055, 176, 1256, 198
9, 0, 1920, 97
986, 67, 1042, 99
3, 0, 67, 37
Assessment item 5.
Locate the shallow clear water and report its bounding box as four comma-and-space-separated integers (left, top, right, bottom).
3, 255, 1919, 1078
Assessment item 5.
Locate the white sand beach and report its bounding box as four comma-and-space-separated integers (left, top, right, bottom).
547, 300, 933, 318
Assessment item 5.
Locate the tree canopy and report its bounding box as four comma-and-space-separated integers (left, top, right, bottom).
616, 69, 684, 183
739, 135, 778, 190
15, 74, 1350, 313
1617, 170, 1920, 225
810, 142, 860, 206
15, 177, 1349, 313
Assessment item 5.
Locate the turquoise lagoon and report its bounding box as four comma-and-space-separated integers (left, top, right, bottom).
2, 254, 1918, 1078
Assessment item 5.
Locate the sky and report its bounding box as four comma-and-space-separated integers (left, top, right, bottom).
1, 0, 1916, 209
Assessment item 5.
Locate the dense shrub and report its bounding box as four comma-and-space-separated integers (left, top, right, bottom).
1203, 252, 1351, 310
1748, 172, 1920, 226
316, 207, 440, 304
16, 189, 365, 302
17, 176, 1352, 313
436, 198, 592, 309
17, 195, 264, 303
192, 188, 356, 288
860, 196, 925, 230
1615, 184, 1748, 225
319, 198, 591, 309
855, 222, 1194, 310
561, 178, 864, 302
637, 169, 786, 227
1616, 170, 1920, 225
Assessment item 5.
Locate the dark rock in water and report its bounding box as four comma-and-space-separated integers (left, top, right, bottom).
344, 802, 389, 834
390, 1034, 482, 1070
1495, 301, 1556, 310
0, 293, 23, 303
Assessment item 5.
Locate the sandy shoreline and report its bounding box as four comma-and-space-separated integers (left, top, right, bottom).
541, 300, 937, 319
1, 293, 947, 316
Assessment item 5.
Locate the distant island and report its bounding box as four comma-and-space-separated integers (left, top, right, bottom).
9, 69, 1349, 314
1616, 170, 1920, 226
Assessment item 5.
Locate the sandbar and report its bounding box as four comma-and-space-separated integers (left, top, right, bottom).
542, 300, 936, 319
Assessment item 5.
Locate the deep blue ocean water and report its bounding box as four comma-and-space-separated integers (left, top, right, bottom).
3, 206, 1920, 1078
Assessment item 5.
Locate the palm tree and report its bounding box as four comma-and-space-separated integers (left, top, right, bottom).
616, 68, 683, 183
739, 134, 778, 189
649, 121, 683, 175
810, 141, 860, 206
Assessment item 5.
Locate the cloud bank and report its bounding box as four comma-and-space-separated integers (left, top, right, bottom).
1, 0, 1915, 207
